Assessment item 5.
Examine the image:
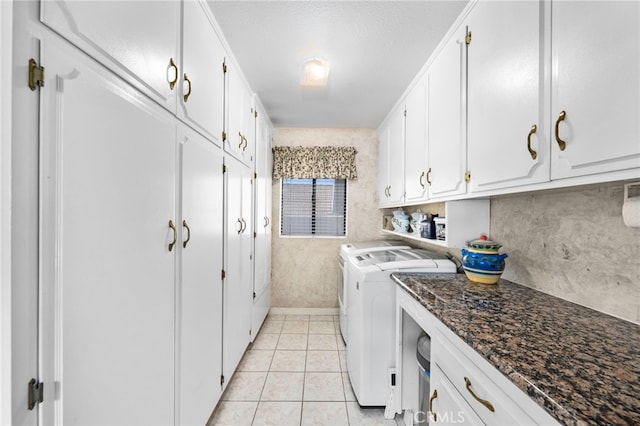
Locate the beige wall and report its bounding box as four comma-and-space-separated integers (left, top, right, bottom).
271, 128, 382, 308
490, 184, 640, 323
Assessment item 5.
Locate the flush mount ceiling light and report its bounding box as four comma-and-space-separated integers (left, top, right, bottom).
300, 57, 329, 87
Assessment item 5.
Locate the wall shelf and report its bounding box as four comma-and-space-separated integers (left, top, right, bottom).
381, 199, 490, 249
380, 229, 448, 247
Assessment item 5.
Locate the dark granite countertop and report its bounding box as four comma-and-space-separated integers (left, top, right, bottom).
391, 273, 640, 426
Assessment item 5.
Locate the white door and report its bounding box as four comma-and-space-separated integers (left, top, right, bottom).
404, 75, 429, 204
179, 125, 224, 425
223, 157, 252, 380
467, 0, 547, 192
551, 0, 640, 179
427, 27, 467, 199
41, 0, 180, 113
39, 40, 176, 425
180, 0, 226, 146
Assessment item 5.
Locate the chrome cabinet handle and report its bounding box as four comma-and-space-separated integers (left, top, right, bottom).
168, 58, 178, 90
555, 110, 567, 151
527, 124, 538, 160
183, 73, 192, 102
429, 389, 438, 422
240, 218, 247, 233
419, 171, 425, 188
238, 132, 244, 149
236, 218, 243, 234
464, 377, 495, 412
182, 220, 191, 249
264, 216, 269, 227
426, 167, 432, 185
168, 220, 177, 252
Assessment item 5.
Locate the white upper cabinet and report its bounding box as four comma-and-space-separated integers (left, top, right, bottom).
225, 60, 256, 166
466, 0, 548, 193
180, 0, 226, 146
378, 107, 406, 207
41, 0, 180, 114
427, 25, 468, 199
550, 0, 640, 180
404, 75, 429, 204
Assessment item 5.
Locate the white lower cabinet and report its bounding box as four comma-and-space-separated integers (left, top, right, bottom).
432, 328, 538, 425
396, 287, 557, 426
39, 39, 177, 425
178, 125, 224, 425
223, 156, 254, 380
39, 35, 231, 426
428, 365, 483, 426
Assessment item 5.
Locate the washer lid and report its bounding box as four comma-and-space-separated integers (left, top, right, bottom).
357, 248, 443, 271
340, 240, 409, 258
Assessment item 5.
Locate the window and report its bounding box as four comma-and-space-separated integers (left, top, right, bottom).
280, 178, 347, 237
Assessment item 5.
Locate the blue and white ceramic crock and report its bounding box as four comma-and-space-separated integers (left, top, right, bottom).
461, 235, 508, 284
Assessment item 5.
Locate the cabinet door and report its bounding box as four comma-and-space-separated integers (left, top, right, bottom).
377, 123, 391, 205
39, 40, 176, 425
428, 27, 468, 199
179, 126, 224, 425
223, 158, 253, 378
41, 0, 179, 113
404, 76, 429, 204
429, 365, 483, 426
253, 112, 272, 303
551, 1, 640, 179
181, 0, 226, 146
467, 0, 547, 192
225, 62, 255, 166
386, 108, 406, 205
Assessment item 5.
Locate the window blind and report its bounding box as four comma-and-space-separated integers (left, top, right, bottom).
280, 178, 347, 237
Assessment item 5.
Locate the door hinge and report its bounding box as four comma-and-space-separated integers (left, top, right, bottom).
464, 171, 471, 183
28, 58, 45, 91
254, 110, 258, 118
222, 164, 227, 173
253, 291, 256, 299
222, 61, 227, 73
253, 231, 257, 239
403, 109, 407, 117
222, 130, 227, 142
27, 379, 44, 410
221, 269, 226, 280
220, 375, 225, 386
254, 172, 257, 179
465, 31, 472, 45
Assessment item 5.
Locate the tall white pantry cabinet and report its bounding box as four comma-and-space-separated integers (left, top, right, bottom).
6, 1, 273, 425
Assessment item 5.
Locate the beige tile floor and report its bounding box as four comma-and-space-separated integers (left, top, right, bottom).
208, 313, 398, 426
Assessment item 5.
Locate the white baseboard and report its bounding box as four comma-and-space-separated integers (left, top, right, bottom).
269, 307, 339, 316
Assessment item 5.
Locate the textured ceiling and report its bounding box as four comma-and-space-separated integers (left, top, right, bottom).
208, 1, 468, 128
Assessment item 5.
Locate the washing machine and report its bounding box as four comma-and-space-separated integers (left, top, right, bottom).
338, 241, 410, 345
346, 248, 456, 406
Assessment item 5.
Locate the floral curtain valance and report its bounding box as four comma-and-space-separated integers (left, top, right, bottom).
272, 146, 358, 180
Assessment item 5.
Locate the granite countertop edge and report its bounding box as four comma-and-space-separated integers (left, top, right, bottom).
390, 272, 640, 426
